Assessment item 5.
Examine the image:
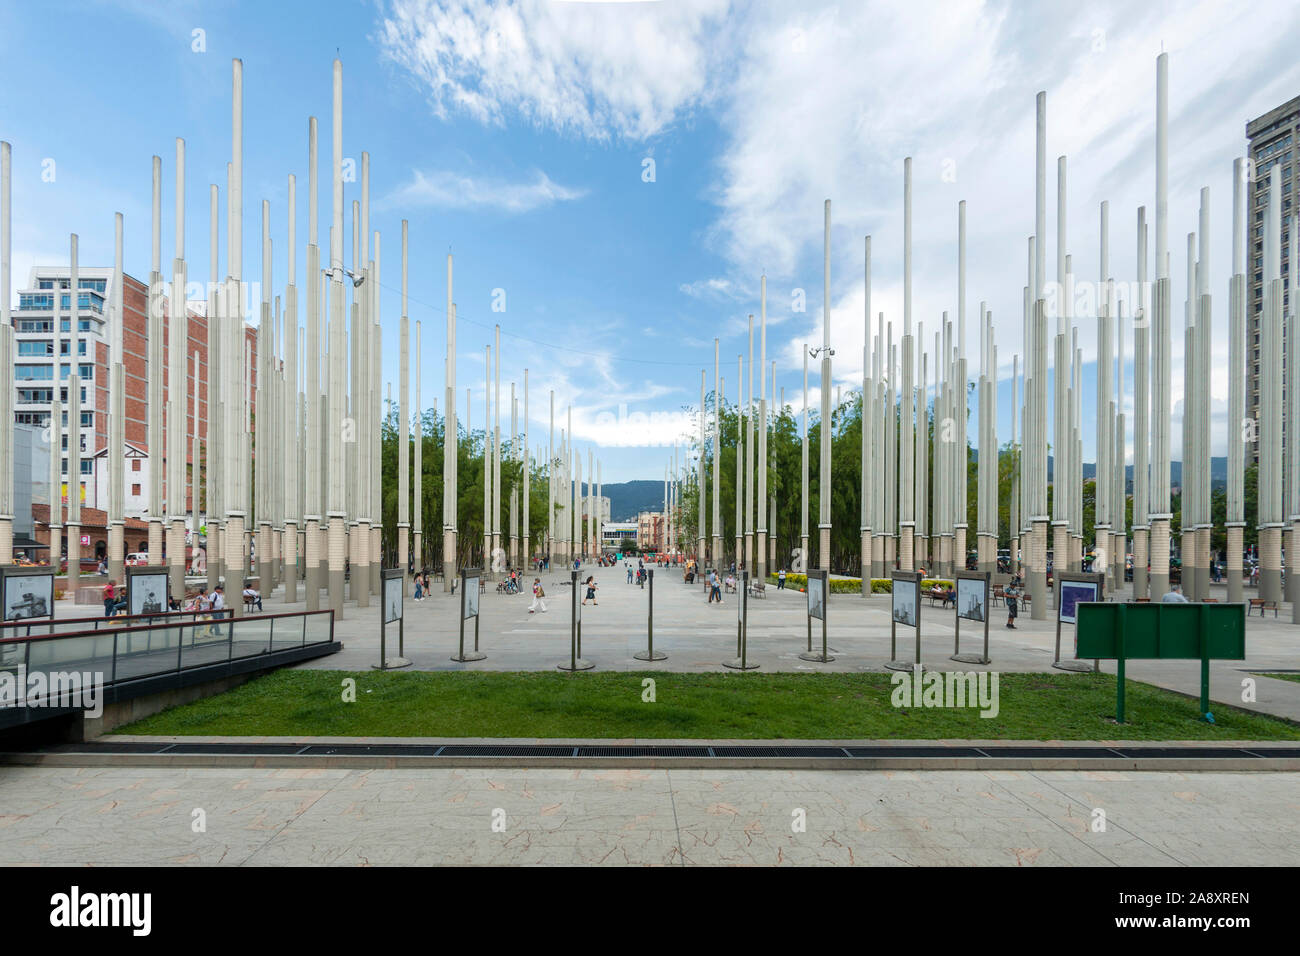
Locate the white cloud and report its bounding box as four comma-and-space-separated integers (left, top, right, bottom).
376, 0, 732, 141
384, 167, 587, 212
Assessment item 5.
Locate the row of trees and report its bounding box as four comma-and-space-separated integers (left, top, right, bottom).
376, 393, 1262, 574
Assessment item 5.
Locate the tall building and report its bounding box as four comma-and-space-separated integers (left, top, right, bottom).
1246, 95, 1299, 464
10, 266, 256, 559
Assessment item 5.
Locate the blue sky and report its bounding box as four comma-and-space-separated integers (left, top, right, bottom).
3, 0, 1299, 481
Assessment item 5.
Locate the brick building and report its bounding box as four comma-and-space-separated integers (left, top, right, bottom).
12, 266, 257, 559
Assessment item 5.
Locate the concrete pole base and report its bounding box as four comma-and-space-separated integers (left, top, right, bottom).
304, 521, 321, 612
1181, 531, 1196, 601
284, 522, 299, 603
1225, 525, 1243, 604
899, 527, 914, 573
328, 516, 346, 618
442, 529, 456, 590
1052, 525, 1069, 607
1133, 528, 1148, 599
1149, 518, 1171, 600
860, 532, 871, 594
225, 515, 246, 618
148, 521, 163, 569
1260, 525, 1282, 604
109, 523, 126, 588
168, 519, 186, 603
1029, 521, 1048, 620
1196, 527, 1210, 603
398, 527, 409, 594
66, 526, 81, 600
356, 522, 371, 608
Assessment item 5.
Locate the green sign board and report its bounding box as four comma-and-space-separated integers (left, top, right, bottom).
1075, 602, 1246, 723
1076, 602, 1245, 660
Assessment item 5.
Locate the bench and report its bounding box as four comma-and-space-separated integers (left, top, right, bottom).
749, 581, 766, 598
924, 589, 954, 609
991, 586, 1005, 607
1249, 598, 1278, 617
243, 595, 261, 613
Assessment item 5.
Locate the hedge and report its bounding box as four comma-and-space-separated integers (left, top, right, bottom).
767, 574, 954, 594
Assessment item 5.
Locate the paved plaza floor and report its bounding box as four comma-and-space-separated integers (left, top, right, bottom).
0, 764, 1293, 866
157, 565, 1300, 723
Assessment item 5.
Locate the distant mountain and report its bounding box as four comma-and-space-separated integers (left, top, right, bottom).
1050, 456, 1227, 487
600, 480, 668, 521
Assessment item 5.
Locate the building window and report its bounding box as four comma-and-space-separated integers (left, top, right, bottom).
131, 460, 141, 472
132, 485, 142, 497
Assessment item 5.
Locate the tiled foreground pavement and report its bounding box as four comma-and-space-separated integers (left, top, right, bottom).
1, 765, 1296, 866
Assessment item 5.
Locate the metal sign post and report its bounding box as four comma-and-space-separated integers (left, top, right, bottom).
724, 570, 759, 669
1053, 571, 1102, 673
634, 568, 666, 661
1077, 602, 1246, 723
373, 567, 412, 669
952, 570, 991, 665
886, 570, 921, 672
0, 566, 57, 623
799, 568, 834, 662
558, 568, 593, 671
452, 568, 486, 662
125, 565, 171, 617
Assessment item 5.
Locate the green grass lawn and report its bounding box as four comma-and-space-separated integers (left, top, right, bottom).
1254, 672, 1300, 684
112, 670, 1300, 741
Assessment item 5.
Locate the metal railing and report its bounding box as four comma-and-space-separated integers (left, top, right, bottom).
0, 607, 231, 641
0, 609, 335, 692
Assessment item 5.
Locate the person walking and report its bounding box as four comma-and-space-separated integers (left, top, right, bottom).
582, 575, 598, 606
1004, 576, 1021, 629
414, 574, 424, 601
627, 563, 634, 584
529, 578, 547, 614
710, 569, 722, 604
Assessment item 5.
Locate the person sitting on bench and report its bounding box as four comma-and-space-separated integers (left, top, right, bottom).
242, 586, 263, 612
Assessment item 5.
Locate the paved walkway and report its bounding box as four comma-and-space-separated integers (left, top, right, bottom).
43, 568, 1300, 722
0, 765, 1293, 865
228, 567, 1300, 722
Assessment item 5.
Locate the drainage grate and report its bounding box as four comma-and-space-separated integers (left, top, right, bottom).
975, 747, 1128, 759
846, 746, 986, 758
576, 746, 711, 758
300, 744, 444, 757
48, 741, 171, 754
7, 741, 1300, 762
711, 746, 849, 758
165, 743, 309, 755
436, 745, 578, 758
1111, 747, 1264, 759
